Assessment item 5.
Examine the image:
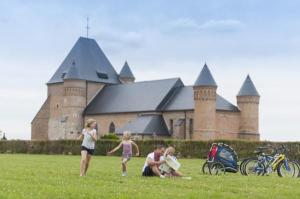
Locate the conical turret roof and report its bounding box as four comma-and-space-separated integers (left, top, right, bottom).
119, 61, 135, 79
194, 63, 217, 87
237, 75, 260, 96
64, 61, 81, 80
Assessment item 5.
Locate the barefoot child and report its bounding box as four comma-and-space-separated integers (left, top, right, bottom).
107, 131, 139, 176
78, 119, 97, 177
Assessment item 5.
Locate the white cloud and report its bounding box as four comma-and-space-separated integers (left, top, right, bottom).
166, 18, 243, 32
200, 19, 243, 32
167, 18, 200, 29
95, 28, 145, 49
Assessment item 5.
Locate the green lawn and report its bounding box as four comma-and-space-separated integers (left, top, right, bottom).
0, 154, 299, 199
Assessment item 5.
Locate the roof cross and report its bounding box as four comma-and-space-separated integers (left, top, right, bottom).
86, 16, 90, 38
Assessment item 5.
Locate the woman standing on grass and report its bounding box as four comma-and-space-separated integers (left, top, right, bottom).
78, 119, 97, 177
107, 131, 139, 176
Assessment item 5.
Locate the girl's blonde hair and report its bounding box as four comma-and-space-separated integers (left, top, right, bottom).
85, 119, 97, 129
123, 131, 131, 140
164, 146, 175, 157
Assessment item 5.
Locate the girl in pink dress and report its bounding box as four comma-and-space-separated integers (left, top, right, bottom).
107, 131, 139, 176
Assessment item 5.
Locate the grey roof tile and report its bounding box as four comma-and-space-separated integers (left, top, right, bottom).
194, 63, 217, 87
85, 77, 239, 114
237, 75, 260, 96
48, 37, 120, 84
163, 86, 239, 112
64, 61, 81, 80
119, 61, 135, 79
85, 78, 183, 114
116, 114, 169, 135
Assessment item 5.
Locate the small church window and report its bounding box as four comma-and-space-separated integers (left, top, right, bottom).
189, 119, 193, 134
169, 119, 173, 134
109, 122, 115, 133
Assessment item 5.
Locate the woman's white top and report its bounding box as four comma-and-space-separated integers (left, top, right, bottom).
81, 129, 96, 149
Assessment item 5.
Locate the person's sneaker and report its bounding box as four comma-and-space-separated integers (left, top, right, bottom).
160, 175, 165, 179
122, 172, 127, 177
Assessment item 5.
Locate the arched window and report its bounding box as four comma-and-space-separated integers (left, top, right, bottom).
109, 122, 115, 133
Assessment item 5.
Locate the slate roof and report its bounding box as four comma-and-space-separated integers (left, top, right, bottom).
84, 78, 239, 115
119, 61, 135, 79
116, 114, 169, 135
194, 63, 217, 87
85, 78, 184, 114
163, 86, 239, 112
48, 37, 120, 84
64, 61, 81, 80
237, 75, 260, 97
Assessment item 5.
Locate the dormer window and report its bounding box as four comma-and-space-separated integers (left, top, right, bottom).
97, 71, 108, 79
61, 72, 66, 79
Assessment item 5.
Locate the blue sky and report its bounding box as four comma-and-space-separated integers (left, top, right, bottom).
0, 0, 300, 140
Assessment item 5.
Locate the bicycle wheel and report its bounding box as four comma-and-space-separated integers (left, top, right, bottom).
240, 157, 257, 176
202, 161, 210, 174
209, 162, 226, 175
277, 160, 299, 178
244, 159, 265, 176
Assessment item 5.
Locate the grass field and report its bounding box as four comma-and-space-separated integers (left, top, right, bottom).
0, 154, 300, 199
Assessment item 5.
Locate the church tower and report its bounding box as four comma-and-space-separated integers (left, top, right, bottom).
237, 75, 260, 140
32, 37, 120, 140
193, 64, 217, 140
119, 61, 135, 83
61, 62, 86, 139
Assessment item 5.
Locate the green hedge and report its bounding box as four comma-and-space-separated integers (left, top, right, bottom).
1, 140, 300, 160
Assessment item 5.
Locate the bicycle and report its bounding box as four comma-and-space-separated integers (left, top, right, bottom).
243, 145, 300, 178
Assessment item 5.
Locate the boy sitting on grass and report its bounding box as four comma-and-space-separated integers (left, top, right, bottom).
142, 145, 166, 178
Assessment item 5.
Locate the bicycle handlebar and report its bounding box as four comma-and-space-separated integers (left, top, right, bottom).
255, 144, 289, 154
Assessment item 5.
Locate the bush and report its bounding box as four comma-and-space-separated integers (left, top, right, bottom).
0, 139, 300, 160
101, 133, 119, 140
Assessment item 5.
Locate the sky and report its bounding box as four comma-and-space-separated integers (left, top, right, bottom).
0, 0, 300, 141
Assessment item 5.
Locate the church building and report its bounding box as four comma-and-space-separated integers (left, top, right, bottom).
31, 37, 260, 141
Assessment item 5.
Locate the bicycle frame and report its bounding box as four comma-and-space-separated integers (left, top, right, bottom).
259, 151, 290, 173
270, 154, 285, 170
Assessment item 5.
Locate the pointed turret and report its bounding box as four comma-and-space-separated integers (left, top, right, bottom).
237, 75, 259, 96
119, 61, 135, 83
237, 75, 260, 141
194, 63, 217, 87
62, 60, 86, 140
193, 63, 217, 140
64, 61, 81, 80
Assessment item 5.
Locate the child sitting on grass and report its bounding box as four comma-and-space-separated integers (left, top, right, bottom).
107, 131, 140, 176
159, 147, 192, 180
159, 146, 185, 177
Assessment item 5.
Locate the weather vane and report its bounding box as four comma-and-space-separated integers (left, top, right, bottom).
86, 16, 90, 38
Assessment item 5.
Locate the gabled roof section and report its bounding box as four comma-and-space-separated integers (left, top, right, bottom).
85, 78, 183, 114
119, 61, 135, 79
237, 75, 260, 97
194, 63, 217, 87
64, 61, 81, 80
163, 86, 239, 112
48, 37, 120, 84
116, 114, 169, 135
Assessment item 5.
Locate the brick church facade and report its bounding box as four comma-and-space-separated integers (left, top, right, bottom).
31, 37, 260, 141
